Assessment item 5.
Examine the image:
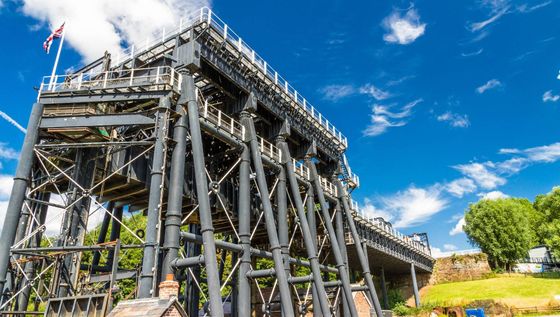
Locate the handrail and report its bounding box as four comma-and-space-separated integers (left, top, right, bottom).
110, 7, 348, 151
39, 66, 182, 95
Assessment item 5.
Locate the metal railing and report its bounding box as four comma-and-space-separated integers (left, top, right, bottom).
349, 199, 432, 256
199, 98, 245, 141
39, 66, 182, 95
110, 7, 348, 150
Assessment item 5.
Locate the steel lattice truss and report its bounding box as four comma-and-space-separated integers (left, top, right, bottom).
0, 7, 434, 317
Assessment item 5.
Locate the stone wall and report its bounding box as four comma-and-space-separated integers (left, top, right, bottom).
430, 253, 491, 284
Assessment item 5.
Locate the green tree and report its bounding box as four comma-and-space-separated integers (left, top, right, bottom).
534, 187, 560, 258
464, 197, 538, 270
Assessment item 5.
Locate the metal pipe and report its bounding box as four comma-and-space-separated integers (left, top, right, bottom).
186, 75, 224, 317
335, 202, 351, 317
335, 178, 384, 317
275, 139, 290, 282
91, 202, 113, 270
106, 206, 123, 269
380, 266, 389, 309
184, 224, 201, 317
162, 74, 190, 277
240, 103, 294, 317
247, 269, 276, 279
306, 185, 321, 317
279, 141, 331, 317
411, 262, 420, 308
0, 102, 44, 294
138, 95, 170, 298
306, 160, 358, 317
237, 144, 251, 317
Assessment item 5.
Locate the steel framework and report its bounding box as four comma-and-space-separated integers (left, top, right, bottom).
0, 7, 433, 317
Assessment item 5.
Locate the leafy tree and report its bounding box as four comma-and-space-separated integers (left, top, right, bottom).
463, 197, 538, 270
534, 187, 560, 258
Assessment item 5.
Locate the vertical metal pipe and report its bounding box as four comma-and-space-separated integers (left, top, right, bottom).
305, 160, 358, 317
186, 76, 224, 317
380, 266, 389, 310
0, 102, 43, 293
162, 75, 190, 277
410, 262, 420, 308
240, 106, 294, 317
335, 179, 384, 317
185, 224, 202, 317
91, 202, 114, 269
106, 206, 123, 269
138, 95, 170, 298
278, 142, 331, 317
306, 186, 321, 317
335, 203, 351, 317
237, 144, 251, 317
275, 140, 290, 282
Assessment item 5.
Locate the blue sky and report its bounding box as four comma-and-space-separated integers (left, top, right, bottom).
0, 0, 560, 256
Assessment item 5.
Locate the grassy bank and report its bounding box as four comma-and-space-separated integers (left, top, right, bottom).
420, 274, 560, 308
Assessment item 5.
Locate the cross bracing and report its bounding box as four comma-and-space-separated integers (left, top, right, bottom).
0, 7, 434, 317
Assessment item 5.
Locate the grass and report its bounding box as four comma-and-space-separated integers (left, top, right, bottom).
420, 274, 560, 308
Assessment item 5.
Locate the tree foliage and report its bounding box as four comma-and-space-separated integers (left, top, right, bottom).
463, 197, 538, 270
534, 187, 560, 258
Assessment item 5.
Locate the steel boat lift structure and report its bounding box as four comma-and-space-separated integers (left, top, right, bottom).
0, 7, 433, 316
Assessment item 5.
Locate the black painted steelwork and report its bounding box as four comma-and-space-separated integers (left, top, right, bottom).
0, 7, 434, 316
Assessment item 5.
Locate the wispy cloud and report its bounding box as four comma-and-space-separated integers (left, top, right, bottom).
469, 6, 509, 32
445, 178, 477, 197
382, 7, 426, 45
478, 190, 509, 200
476, 79, 502, 94
461, 48, 484, 57
386, 75, 416, 87
437, 111, 470, 128
359, 84, 391, 100
363, 99, 422, 137
516, 1, 552, 13
444, 243, 458, 251
382, 185, 448, 228
454, 162, 506, 190
319, 85, 356, 102
543, 90, 560, 103
0, 110, 26, 134
449, 217, 465, 236
0, 143, 19, 161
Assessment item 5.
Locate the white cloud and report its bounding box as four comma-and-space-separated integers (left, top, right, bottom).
461, 48, 484, 57
503, 142, 560, 164
320, 85, 356, 101
363, 99, 422, 137
21, 0, 210, 62
449, 217, 465, 236
0, 175, 13, 199
476, 79, 502, 94
0, 143, 19, 161
430, 247, 445, 258
454, 162, 506, 189
361, 198, 393, 222
444, 243, 458, 251
0, 110, 26, 134
478, 190, 509, 200
437, 111, 470, 128
382, 185, 448, 228
445, 178, 477, 197
469, 6, 509, 32
382, 8, 426, 45
359, 84, 391, 101
543, 90, 560, 103
516, 1, 552, 13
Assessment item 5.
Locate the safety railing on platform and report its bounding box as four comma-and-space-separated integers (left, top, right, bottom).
38, 66, 182, 96
348, 199, 432, 257
320, 176, 338, 197
110, 7, 348, 151
199, 98, 246, 141
292, 160, 310, 181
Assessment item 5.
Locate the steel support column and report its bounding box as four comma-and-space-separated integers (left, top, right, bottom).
275, 138, 290, 286
335, 202, 351, 317
240, 93, 294, 317
162, 74, 191, 277
305, 160, 358, 317
138, 95, 170, 298
237, 144, 251, 317
410, 262, 420, 308
335, 179, 383, 317
0, 102, 43, 294
278, 141, 331, 317
185, 76, 224, 316
380, 266, 389, 310
306, 185, 321, 317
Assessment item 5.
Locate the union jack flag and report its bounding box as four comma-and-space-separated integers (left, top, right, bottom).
43, 22, 65, 54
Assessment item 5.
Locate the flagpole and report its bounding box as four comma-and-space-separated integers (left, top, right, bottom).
48, 25, 65, 90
